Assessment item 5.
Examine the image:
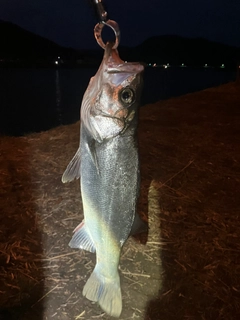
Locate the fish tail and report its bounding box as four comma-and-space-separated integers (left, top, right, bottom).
83, 267, 122, 318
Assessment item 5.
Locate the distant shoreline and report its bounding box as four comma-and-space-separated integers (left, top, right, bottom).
0, 61, 238, 70
0, 61, 100, 69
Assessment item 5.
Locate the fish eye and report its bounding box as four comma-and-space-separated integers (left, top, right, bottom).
119, 87, 135, 105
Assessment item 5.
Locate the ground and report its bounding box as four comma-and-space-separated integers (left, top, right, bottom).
0, 82, 240, 320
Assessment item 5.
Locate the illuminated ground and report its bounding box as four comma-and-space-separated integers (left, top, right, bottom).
0, 82, 239, 319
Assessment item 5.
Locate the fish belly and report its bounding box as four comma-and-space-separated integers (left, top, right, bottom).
80, 124, 139, 317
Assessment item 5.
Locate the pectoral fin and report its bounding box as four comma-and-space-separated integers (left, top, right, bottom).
62, 147, 81, 183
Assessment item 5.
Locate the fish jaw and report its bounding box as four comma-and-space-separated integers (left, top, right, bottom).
80, 42, 144, 142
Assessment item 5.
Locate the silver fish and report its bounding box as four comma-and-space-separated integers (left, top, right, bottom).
62, 42, 144, 317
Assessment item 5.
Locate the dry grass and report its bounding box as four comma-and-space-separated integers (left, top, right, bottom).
0, 82, 240, 319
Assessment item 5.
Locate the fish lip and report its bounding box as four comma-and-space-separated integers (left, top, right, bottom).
104, 42, 122, 63
107, 63, 144, 74
104, 42, 144, 74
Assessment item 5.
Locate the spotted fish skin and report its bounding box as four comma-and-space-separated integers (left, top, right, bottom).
62, 43, 144, 317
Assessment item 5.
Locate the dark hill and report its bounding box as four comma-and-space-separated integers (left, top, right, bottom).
0, 20, 80, 61
1, 20, 240, 68
123, 35, 240, 67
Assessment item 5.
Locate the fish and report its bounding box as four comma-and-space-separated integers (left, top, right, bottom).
62, 42, 144, 317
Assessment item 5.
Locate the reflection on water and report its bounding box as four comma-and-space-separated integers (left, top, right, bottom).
55, 70, 62, 124
0, 67, 235, 136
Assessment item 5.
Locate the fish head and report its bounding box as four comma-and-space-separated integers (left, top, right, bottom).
81, 42, 144, 142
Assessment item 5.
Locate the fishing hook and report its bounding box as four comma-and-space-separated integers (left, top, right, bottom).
93, 0, 108, 22
92, 0, 120, 49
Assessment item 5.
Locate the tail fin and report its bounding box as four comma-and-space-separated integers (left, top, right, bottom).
83, 267, 122, 318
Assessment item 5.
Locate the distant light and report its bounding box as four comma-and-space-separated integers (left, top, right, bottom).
58, 56, 61, 59
148, 63, 152, 66
167, 63, 170, 66
181, 63, 185, 66
163, 65, 168, 69
153, 63, 157, 67
55, 61, 59, 65
221, 64, 225, 68
204, 64, 208, 67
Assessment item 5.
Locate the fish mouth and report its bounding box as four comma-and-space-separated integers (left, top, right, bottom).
104, 42, 144, 75
104, 42, 123, 64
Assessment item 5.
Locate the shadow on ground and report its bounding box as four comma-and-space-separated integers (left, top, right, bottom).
0, 137, 45, 320
142, 82, 240, 320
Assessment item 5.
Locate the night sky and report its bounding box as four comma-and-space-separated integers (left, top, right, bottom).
1, 0, 240, 50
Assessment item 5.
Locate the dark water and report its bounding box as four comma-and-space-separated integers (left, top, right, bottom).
0, 67, 236, 136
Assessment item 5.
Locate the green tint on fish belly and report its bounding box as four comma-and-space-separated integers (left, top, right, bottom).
81, 189, 122, 262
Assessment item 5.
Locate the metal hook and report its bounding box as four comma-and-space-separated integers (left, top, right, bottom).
92, 1, 120, 49
94, 20, 120, 49
93, 0, 108, 22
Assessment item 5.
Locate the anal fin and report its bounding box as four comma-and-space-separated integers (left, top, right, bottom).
69, 221, 95, 253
